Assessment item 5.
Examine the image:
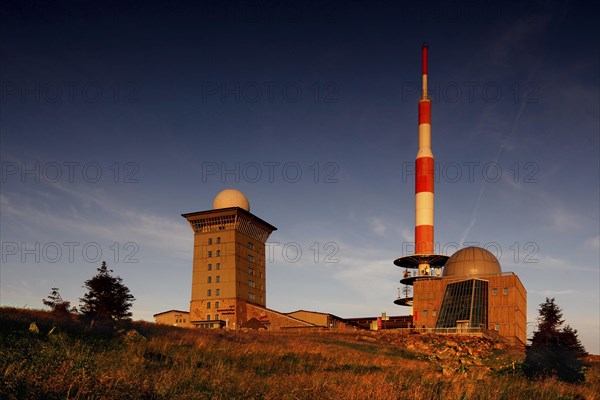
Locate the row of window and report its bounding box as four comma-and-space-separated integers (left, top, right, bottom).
247, 267, 263, 278
208, 251, 259, 263
207, 237, 221, 245
207, 263, 264, 278
421, 287, 509, 327
207, 238, 256, 250
206, 276, 262, 290
207, 250, 221, 257
197, 323, 218, 329
492, 287, 509, 295
208, 238, 255, 249
206, 301, 220, 309
209, 290, 262, 299
206, 314, 220, 321
207, 239, 258, 261
249, 267, 264, 278
175, 318, 186, 324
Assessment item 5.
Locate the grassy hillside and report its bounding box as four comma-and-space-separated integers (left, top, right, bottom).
1, 307, 597, 400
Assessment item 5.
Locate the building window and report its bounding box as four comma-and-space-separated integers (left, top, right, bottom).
207, 302, 211, 309
433, 310, 437, 317
216, 276, 220, 283
495, 324, 500, 331
248, 292, 255, 301
207, 276, 212, 283
217, 237, 221, 244
248, 254, 254, 262
248, 267, 254, 275
216, 250, 221, 257
493, 288, 497, 296
260, 284, 263, 290
215, 314, 219, 320
208, 238, 213, 245
215, 301, 219, 308
216, 288, 220, 296
503, 288, 508, 295
207, 289, 212, 296
436, 279, 488, 329
216, 263, 220, 270
260, 296, 263, 302
208, 251, 212, 258
423, 310, 428, 318
183, 319, 186, 323
248, 280, 255, 288
247, 242, 254, 250
260, 272, 263, 278
208, 263, 212, 271
207, 315, 211, 321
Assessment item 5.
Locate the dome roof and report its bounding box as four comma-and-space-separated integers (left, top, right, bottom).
443, 246, 501, 277
212, 189, 250, 212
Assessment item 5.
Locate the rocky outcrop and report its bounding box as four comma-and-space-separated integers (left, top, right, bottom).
356, 330, 524, 378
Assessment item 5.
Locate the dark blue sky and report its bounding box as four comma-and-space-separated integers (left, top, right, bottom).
1, 0, 598, 352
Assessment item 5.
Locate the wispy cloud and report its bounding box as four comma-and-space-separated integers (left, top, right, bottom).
547, 206, 584, 232
329, 243, 400, 296
368, 217, 387, 237
459, 12, 555, 245
584, 235, 600, 250
507, 253, 596, 273
400, 227, 412, 243
1, 182, 191, 261
530, 289, 573, 296
460, 68, 535, 245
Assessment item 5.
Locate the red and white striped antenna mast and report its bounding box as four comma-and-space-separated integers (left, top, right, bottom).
394, 44, 449, 307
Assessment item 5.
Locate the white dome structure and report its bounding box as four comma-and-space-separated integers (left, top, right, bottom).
212, 189, 250, 212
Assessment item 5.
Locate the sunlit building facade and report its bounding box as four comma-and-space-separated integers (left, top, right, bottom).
181, 189, 276, 329
411, 247, 527, 344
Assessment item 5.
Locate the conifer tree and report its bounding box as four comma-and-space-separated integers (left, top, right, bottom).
79, 261, 135, 322
43, 287, 74, 313
523, 297, 588, 383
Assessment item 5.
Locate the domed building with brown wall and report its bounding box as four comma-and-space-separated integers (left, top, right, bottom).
411, 246, 527, 344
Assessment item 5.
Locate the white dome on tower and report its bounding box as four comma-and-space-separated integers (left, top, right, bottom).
212, 189, 250, 212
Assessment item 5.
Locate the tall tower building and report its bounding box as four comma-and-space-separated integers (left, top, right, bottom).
182, 189, 277, 329
394, 44, 449, 307
392, 45, 527, 344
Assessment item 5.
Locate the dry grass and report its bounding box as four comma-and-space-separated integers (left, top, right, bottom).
1, 307, 597, 400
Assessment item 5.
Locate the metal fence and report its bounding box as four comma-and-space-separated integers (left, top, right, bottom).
378, 326, 515, 343
391, 327, 485, 335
